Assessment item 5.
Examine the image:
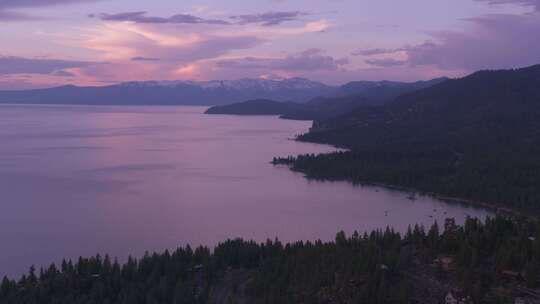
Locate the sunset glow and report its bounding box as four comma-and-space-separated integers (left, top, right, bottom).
1, 0, 539, 89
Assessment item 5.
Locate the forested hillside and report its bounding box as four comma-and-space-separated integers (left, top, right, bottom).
204, 99, 304, 116
2, 216, 540, 303
276, 64, 540, 212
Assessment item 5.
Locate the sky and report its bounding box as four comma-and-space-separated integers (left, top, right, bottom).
0, 0, 539, 89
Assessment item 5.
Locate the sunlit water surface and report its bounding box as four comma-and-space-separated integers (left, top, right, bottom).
0, 105, 490, 277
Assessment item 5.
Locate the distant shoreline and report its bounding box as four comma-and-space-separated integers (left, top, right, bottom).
276, 160, 523, 219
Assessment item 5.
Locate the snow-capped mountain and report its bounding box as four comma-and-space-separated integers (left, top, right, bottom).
120, 77, 331, 91
0, 77, 448, 106
0, 78, 336, 106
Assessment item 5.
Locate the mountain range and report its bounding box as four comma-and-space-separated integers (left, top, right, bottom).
0, 77, 446, 106
204, 78, 447, 120
0, 78, 328, 106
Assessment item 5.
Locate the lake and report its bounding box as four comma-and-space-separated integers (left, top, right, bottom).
0, 105, 490, 278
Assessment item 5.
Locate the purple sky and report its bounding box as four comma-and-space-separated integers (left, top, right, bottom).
0, 0, 539, 89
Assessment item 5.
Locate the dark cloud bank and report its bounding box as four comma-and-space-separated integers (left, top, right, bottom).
92, 10, 307, 26
216, 49, 349, 72
95, 11, 230, 25
356, 11, 540, 71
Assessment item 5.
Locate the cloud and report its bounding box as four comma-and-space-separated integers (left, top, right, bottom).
64, 12, 332, 84
93, 10, 307, 27
365, 58, 407, 67
358, 12, 540, 72
474, 0, 540, 11
0, 0, 100, 9
0, 56, 98, 75
216, 49, 349, 71
81, 11, 330, 65
352, 48, 405, 56
95, 11, 230, 25
51, 70, 76, 77
404, 13, 540, 70
0, 0, 101, 21
77, 22, 263, 62
230, 11, 306, 26
244, 19, 330, 37
0, 10, 34, 21
131, 57, 160, 61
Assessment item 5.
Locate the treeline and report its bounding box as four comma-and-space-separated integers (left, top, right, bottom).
273, 148, 540, 213
2, 216, 540, 303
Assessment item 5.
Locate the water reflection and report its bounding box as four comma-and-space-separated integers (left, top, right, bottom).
0, 105, 490, 278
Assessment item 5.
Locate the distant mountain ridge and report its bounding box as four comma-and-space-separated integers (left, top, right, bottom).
121, 77, 329, 91
0, 78, 334, 106
335, 77, 448, 105
304, 64, 540, 149
0, 77, 447, 106
205, 77, 448, 120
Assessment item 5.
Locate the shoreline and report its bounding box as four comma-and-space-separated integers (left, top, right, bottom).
278, 163, 525, 219
287, 136, 529, 218
360, 181, 520, 217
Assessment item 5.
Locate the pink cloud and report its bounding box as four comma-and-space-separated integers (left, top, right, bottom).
74, 22, 263, 62
54, 16, 333, 84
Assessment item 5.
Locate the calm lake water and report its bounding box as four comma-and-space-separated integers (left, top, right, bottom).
0, 105, 490, 278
